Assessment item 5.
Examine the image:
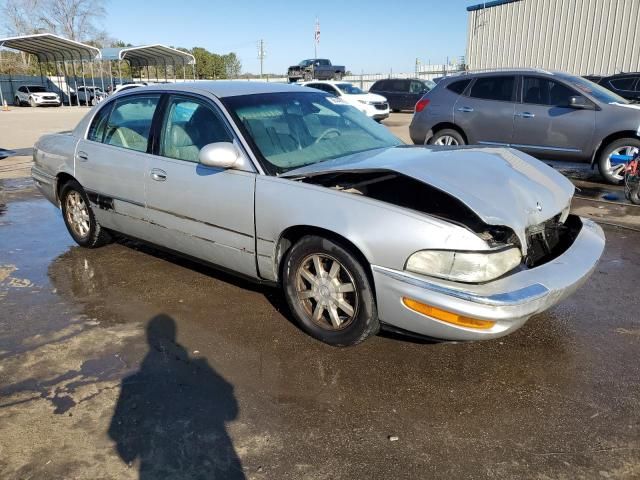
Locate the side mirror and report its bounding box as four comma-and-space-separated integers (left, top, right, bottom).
198, 142, 242, 169
569, 95, 591, 109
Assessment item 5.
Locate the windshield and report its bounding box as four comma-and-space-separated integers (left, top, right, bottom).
223, 92, 402, 175
298, 60, 313, 67
27, 86, 46, 93
335, 83, 364, 95
557, 73, 628, 104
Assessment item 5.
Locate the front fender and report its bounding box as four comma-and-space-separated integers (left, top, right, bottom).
254, 176, 488, 281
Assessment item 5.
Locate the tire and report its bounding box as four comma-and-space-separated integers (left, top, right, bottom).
334, 72, 343, 81
598, 138, 640, 185
303, 72, 312, 82
429, 128, 465, 146
89, 97, 96, 106
60, 180, 112, 248
14, 97, 22, 107
29, 97, 36, 108
630, 187, 640, 205
282, 235, 379, 347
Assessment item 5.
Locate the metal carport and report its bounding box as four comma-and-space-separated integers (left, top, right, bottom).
101, 44, 196, 86
0, 33, 101, 107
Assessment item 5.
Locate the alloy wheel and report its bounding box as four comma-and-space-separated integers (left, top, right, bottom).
433, 135, 459, 146
65, 191, 90, 238
607, 146, 639, 182
295, 253, 358, 330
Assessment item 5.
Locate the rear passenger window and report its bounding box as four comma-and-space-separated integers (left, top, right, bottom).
104, 95, 160, 152
409, 81, 425, 93
610, 78, 636, 91
87, 103, 113, 142
469, 76, 515, 102
389, 80, 409, 92
160, 96, 233, 163
447, 79, 471, 94
371, 80, 386, 91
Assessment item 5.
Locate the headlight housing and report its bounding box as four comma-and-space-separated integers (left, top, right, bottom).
358, 99, 375, 105
406, 247, 522, 283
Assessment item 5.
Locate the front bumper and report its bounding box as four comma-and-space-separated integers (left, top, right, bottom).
372, 217, 605, 341
361, 104, 390, 120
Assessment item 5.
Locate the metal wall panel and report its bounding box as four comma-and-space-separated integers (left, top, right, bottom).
466, 0, 640, 75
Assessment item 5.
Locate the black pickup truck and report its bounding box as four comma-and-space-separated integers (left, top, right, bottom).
287, 59, 346, 83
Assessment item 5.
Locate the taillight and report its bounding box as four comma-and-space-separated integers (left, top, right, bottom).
415, 98, 430, 112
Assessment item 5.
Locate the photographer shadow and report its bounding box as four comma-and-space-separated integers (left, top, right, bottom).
108, 314, 245, 479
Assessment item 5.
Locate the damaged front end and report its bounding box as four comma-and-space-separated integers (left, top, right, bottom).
295, 169, 581, 281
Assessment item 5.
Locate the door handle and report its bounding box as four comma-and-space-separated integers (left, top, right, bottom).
77, 151, 88, 161
514, 112, 536, 118
457, 106, 474, 113
150, 168, 167, 182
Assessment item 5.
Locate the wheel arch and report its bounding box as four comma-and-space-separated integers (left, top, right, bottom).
590, 130, 640, 167
425, 122, 468, 145
55, 172, 78, 204
274, 225, 376, 296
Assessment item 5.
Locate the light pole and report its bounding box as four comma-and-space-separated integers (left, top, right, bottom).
257, 39, 266, 79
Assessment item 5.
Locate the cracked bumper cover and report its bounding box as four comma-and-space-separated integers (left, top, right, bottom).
372, 217, 605, 341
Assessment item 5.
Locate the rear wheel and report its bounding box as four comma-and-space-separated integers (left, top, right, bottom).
598, 138, 640, 185
282, 235, 379, 346
334, 72, 343, 80
60, 180, 112, 248
429, 128, 465, 146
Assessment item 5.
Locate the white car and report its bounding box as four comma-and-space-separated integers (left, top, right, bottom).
112, 83, 148, 95
74, 86, 107, 106
14, 85, 61, 107
303, 81, 390, 120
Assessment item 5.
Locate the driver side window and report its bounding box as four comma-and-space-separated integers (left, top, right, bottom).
160, 96, 233, 163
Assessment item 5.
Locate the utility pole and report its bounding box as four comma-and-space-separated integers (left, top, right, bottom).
314, 17, 320, 59
257, 39, 266, 79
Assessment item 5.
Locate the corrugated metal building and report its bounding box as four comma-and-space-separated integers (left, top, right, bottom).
466, 0, 640, 75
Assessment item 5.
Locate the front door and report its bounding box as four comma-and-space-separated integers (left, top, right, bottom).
75, 93, 161, 238
453, 75, 517, 146
144, 94, 257, 277
512, 76, 595, 160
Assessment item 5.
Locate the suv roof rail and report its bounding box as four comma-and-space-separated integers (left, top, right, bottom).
452, 67, 555, 76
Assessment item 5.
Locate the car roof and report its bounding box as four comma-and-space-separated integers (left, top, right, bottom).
133, 80, 308, 98
302, 80, 349, 85
437, 69, 566, 83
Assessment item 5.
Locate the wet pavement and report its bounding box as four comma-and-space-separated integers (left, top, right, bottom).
1, 180, 640, 480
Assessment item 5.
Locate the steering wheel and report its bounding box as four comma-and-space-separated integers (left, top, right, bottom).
314, 128, 341, 144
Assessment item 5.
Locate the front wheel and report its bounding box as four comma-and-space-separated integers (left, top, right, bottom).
60, 180, 112, 248
598, 138, 640, 185
14, 97, 22, 107
29, 97, 37, 107
282, 235, 379, 346
429, 128, 465, 146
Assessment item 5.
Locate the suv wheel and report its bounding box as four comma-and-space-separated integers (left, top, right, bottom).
598, 138, 640, 185
429, 128, 465, 146
282, 235, 379, 346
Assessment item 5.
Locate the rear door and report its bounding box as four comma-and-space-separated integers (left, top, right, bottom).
453, 75, 517, 145
512, 76, 595, 160
75, 93, 161, 237
144, 93, 257, 277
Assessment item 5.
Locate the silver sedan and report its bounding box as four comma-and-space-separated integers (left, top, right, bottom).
32, 82, 605, 346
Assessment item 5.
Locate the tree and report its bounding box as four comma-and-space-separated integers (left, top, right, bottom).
223, 53, 241, 78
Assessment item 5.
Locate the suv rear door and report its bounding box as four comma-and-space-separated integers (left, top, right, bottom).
453, 75, 517, 145
512, 75, 595, 160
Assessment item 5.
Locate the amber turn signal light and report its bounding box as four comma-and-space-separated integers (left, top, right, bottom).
402, 298, 496, 330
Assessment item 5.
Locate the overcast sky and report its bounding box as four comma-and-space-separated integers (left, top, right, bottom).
104, 0, 477, 75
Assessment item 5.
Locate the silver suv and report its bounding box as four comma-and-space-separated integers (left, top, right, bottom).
409, 69, 640, 184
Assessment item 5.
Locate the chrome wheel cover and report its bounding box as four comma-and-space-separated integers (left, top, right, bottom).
295, 253, 358, 330
607, 146, 639, 181
65, 191, 90, 238
433, 135, 459, 146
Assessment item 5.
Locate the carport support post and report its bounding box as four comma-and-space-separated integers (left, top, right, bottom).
146, 64, 150, 82
0, 44, 5, 107
192, 64, 196, 80
80, 60, 87, 105
38, 59, 45, 88
118, 60, 123, 85
71, 60, 80, 107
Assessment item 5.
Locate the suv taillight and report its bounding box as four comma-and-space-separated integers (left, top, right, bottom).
415, 98, 430, 112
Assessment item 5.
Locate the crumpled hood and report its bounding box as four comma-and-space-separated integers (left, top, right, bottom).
282, 145, 575, 250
